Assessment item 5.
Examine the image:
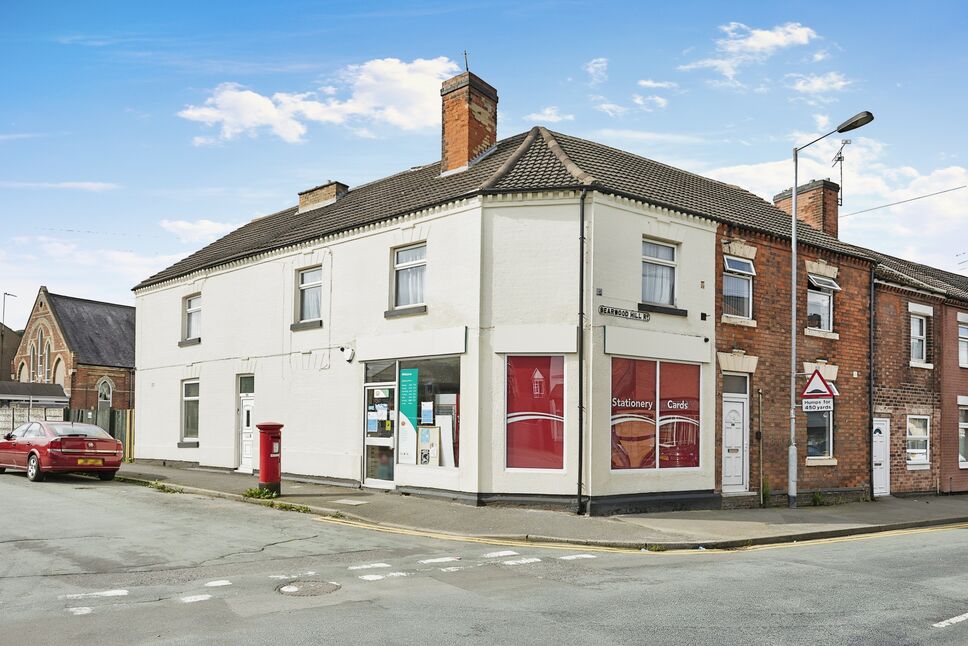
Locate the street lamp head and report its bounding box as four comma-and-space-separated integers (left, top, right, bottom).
836, 111, 874, 133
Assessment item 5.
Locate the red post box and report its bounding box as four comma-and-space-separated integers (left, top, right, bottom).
256, 422, 283, 495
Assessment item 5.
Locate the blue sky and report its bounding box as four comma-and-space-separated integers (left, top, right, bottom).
2, 0, 966, 328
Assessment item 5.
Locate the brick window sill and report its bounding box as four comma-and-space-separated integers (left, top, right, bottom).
805, 457, 838, 467
722, 315, 757, 328
290, 320, 323, 332
177, 441, 199, 448
906, 462, 930, 471
178, 338, 201, 347
804, 328, 839, 340
909, 361, 934, 370
638, 302, 688, 317
384, 305, 427, 318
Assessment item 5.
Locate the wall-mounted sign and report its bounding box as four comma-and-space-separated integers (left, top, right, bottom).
599, 305, 651, 322
802, 398, 833, 412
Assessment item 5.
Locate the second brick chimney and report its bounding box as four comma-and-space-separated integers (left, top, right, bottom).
298, 180, 349, 214
773, 179, 841, 239
440, 72, 498, 174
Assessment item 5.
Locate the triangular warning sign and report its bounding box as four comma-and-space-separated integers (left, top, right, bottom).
801, 369, 836, 399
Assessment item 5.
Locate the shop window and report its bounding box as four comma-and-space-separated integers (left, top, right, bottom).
959, 407, 968, 467
298, 267, 322, 322
906, 415, 930, 465
642, 240, 677, 306
507, 356, 564, 469
610, 358, 700, 470
182, 380, 200, 441
910, 315, 927, 363
393, 243, 426, 309
806, 275, 839, 332
959, 325, 968, 368
806, 409, 833, 458
723, 256, 755, 319
398, 357, 461, 468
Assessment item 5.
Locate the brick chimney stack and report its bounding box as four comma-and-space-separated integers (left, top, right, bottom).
440, 72, 498, 174
298, 180, 349, 214
773, 179, 841, 239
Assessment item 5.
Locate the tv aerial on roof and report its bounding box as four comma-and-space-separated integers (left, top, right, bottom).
831, 139, 851, 206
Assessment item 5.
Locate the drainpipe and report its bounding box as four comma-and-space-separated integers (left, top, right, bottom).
576, 188, 588, 515
868, 267, 876, 501
758, 388, 764, 507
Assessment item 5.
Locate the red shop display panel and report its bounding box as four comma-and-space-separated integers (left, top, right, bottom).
506, 356, 564, 469
659, 362, 700, 468
610, 358, 657, 469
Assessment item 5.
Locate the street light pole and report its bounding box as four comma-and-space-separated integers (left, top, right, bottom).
788, 111, 874, 509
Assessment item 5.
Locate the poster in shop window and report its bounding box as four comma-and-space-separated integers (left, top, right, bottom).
610, 358, 700, 469
398, 368, 418, 464
506, 356, 565, 469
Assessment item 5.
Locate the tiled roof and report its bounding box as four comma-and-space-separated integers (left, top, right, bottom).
864, 250, 968, 301
47, 293, 135, 368
135, 126, 885, 290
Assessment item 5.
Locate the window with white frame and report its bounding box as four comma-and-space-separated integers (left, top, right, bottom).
806, 408, 833, 458
182, 380, 200, 441
959, 324, 968, 368
393, 243, 426, 308
298, 267, 322, 322
806, 275, 840, 332
184, 295, 201, 340
906, 415, 930, 465
642, 240, 677, 306
723, 256, 755, 319
911, 315, 927, 363
959, 407, 968, 467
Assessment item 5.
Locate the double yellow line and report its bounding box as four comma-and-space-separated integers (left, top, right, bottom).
315, 515, 968, 555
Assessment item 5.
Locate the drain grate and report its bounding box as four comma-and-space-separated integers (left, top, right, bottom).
276, 580, 341, 596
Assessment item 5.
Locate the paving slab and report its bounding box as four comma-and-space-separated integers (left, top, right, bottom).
118, 463, 968, 549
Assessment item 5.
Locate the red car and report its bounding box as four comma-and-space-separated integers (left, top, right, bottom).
0, 421, 123, 482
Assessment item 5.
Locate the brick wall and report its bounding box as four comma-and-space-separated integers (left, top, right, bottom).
871, 284, 942, 494
940, 302, 968, 492
715, 225, 873, 501
70, 364, 135, 410
12, 293, 73, 393
773, 179, 841, 239
440, 72, 498, 173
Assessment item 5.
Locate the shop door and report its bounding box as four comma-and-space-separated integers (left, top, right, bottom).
722, 398, 748, 491
238, 396, 255, 473
872, 418, 890, 497
363, 385, 396, 488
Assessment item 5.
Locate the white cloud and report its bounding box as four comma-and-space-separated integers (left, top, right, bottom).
523, 106, 574, 123
632, 94, 669, 111
0, 181, 120, 191
813, 114, 830, 129
812, 50, 829, 62
637, 79, 679, 89
159, 219, 241, 244
680, 22, 818, 82
594, 102, 628, 117
0, 133, 45, 142
789, 71, 852, 94
583, 57, 608, 85
178, 57, 460, 143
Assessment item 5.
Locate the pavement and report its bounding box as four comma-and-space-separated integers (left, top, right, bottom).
118, 462, 968, 549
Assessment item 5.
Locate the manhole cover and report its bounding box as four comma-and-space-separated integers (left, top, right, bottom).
276, 580, 341, 596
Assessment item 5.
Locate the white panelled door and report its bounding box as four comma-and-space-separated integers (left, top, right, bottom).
872, 418, 890, 497
238, 396, 255, 473
722, 398, 748, 491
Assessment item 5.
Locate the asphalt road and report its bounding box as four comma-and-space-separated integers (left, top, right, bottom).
2, 472, 968, 645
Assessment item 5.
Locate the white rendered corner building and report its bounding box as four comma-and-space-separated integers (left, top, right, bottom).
135, 71, 729, 514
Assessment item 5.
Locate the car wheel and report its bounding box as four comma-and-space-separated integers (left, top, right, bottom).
0, 467, 5, 474
26, 454, 45, 482
98, 471, 116, 481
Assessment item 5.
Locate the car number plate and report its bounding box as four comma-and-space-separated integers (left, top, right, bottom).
77, 458, 103, 466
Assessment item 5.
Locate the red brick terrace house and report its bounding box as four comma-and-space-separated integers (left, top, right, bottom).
767, 180, 968, 499
714, 180, 875, 507
12, 287, 135, 420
